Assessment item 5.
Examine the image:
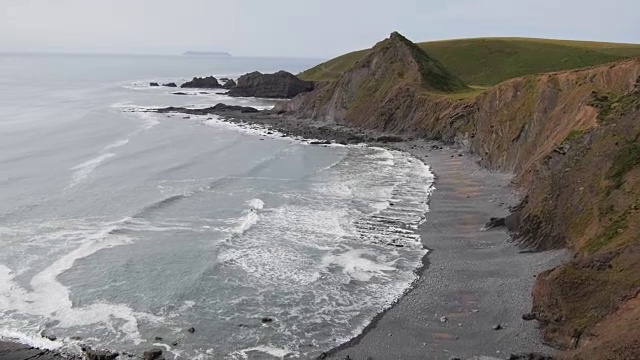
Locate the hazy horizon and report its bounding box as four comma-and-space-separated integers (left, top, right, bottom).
2, 0, 639, 58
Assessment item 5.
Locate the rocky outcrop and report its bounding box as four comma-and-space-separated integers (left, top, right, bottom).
149, 82, 159, 87
181, 76, 221, 89
162, 82, 177, 87
155, 103, 259, 115
281, 31, 640, 359
275, 32, 468, 123
222, 78, 237, 90
227, 71, 314, 98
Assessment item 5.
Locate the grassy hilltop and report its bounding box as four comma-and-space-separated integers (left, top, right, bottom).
300, 37, 640, 86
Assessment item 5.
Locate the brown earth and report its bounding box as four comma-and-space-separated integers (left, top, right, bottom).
278, 32, 640, 359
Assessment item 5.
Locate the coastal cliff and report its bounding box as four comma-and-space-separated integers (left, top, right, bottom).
280, 32, 640, 359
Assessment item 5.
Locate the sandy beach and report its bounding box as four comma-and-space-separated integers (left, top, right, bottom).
326, 141, 568, 360
0, 114, 568, 360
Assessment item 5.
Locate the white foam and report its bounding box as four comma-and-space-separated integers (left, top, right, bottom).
0, 328, 64, 352
247, 198, 265, 210
67, 152, 115, 188
102, 138, 130, 151
322, 249, 397, 282
0, 218, 161, 346
231, 345, 298, 359
232, 210, 259, 236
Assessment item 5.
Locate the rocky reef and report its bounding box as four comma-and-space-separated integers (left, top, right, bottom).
228, 71, 314, 98
180, 76, 221, 89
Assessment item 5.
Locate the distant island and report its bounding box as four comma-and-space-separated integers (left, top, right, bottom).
183, 51, 232, 57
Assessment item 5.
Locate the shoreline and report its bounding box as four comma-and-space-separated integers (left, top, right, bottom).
326, 141, 568, 359
205, 112, 569, 359
0, 110, 566, 360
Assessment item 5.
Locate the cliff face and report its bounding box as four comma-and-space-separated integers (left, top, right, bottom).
282, 32, 640, 359
281, 32, 468, 130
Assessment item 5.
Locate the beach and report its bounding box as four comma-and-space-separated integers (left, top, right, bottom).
0, 96, 567, 359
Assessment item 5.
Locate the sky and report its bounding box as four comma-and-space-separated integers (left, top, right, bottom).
1, 0, 639, 58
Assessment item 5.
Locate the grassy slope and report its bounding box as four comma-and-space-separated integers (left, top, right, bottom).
300, 37, 640, 86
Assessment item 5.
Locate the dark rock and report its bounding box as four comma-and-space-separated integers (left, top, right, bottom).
492, 323, 503, 330
187, 327, 196, 333
149, 82, 159, 87
143, 348, 163, 360
162, 83, 177, 87
171, 341, 178, 347
171, 92, 189, 95
210, 103, 259, 113
154, 336, 163, 341
84, 348, 119, 360
484, 217, 507, 230
318, 353, 327, 359
227, 71, 314, 99
261, 317, 274, 323
40, 331, 57, 341
220, 77, 230, 82
156, 103, 259, 116
309, 140, 332, 145
522, 313, 537, 321
222, 78, 237, 90
181, 76, 221, 89
509, 353, 555, 360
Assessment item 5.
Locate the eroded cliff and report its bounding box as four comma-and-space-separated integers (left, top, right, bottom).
279, 32, 640, 358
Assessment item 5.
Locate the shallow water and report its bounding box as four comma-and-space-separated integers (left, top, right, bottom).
0, 53, 434, 358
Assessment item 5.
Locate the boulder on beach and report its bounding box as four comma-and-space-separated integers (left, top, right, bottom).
143, 348, 163, 360
181, 76, 221, 89
162, 82, 177, 87
227, 71, 314, 99
149, 82, 159, 87
84, 348, 119, 360
222, 78, 237, 90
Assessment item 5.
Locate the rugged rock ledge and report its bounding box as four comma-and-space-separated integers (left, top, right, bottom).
227, 71, 314, 98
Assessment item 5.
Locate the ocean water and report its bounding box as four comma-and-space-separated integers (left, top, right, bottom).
0, 53, 434, 359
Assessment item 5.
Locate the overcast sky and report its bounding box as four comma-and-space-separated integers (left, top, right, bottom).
1, 0, 638, 58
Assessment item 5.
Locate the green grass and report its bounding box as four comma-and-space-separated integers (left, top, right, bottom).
608, 141, 640, 191
300, 37, 640, 86
565, 129, 585, 142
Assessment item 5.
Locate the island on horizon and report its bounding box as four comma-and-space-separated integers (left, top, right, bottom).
183, 51, 232, 57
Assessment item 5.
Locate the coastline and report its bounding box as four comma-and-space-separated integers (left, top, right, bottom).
326, 141, 568, 359
0, 111, 567, 360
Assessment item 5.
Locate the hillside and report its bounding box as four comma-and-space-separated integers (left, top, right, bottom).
300, 37, 640, 86
279, 32, 468, 129
279, 32, 640, 358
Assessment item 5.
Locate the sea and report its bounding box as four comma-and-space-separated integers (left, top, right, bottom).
0, 53, 434, 359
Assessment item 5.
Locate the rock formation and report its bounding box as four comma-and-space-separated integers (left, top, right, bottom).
222, 78, 237, 90
181, 76, 221, 89
227, 71, 314, 98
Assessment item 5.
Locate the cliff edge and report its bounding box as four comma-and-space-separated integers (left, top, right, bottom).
280, 32, 640, 359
